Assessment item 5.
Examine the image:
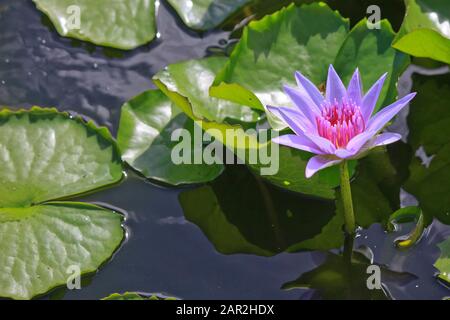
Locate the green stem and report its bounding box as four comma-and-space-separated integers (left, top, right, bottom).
340, 161, 356, 235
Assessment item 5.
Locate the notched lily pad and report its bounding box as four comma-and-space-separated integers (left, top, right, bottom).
33, 0, 156, 50
117, 90, 224, 185
0, 107, 124, 299
0, 202, 124, 300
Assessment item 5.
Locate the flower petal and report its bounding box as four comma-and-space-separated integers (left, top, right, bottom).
266, 105, 314, 134
361, 73, 387, 121
305, 155, 341, 178
334, 148, 355, 159
366, 132, 402, 149
347, 68, 362, 106
304, 133, 336, 154
344, 130, 377, 155
326, 65, 347, 103
284, 85, 320, 122
272, 134, 325, 154
295, 71, 324, 109
367, 92, 417, 133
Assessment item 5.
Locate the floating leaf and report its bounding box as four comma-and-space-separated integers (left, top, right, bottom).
154, 61, 263, 154
0, 108, 124, 299
32, 0, 156, 50
404, 73, 450, 224
0, 203, 123, 300
179, 165, 345, 256
212, 2, 349, 126
333, 19, 410, 113
166, 0, 252, 30
117, 90, 224, 185
248, 145, 355, 200
154, 57, 260, 123
393, 0, 450, 64
212, 4, 408, 128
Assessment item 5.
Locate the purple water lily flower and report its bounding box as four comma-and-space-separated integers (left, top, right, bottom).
268, 65, 416, 178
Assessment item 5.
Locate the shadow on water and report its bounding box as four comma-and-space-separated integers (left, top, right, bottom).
0, 0, 450, 300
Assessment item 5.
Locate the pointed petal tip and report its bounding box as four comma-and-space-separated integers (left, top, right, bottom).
305, 155, 341, 179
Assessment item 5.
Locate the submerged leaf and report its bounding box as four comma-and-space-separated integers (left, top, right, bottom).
0, 203, 123, 300
212, 2, 349, 128
179, 165, 345, 256
435, 237, 450, 285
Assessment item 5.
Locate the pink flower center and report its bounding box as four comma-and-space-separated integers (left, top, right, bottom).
316, 99, 365, 148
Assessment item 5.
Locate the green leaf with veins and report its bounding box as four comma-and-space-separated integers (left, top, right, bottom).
212, 2, 349, 128
166, 0, 252, 30
393, 0, 450, 64
154, 57, 261, 123
32, 0, 156, 50
0, 108, 124, 300
0, 203, 123, 300
212, 4, 408, 128
117, 90, 224, 185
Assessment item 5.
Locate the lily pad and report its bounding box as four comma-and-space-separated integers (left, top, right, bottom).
166, 0, 252, 30
154, 57, 260, 123
33, 0, 156, 50
393, 0, 450, 64
0, 108, 124, 299
0, 203, 123, 300
333, 19, 410, 114
212, 4, 408, 127
248, 145, 352, 200
404, 73, 450, 224
117, 90, 224, 185
153, 57, 264, 173
179, 165, 345, 256
212, 2, 349, 122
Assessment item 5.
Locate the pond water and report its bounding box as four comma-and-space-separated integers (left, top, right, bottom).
0, 0, 449, 300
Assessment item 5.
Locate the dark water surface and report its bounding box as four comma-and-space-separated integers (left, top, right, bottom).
0, 0, 449, 300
